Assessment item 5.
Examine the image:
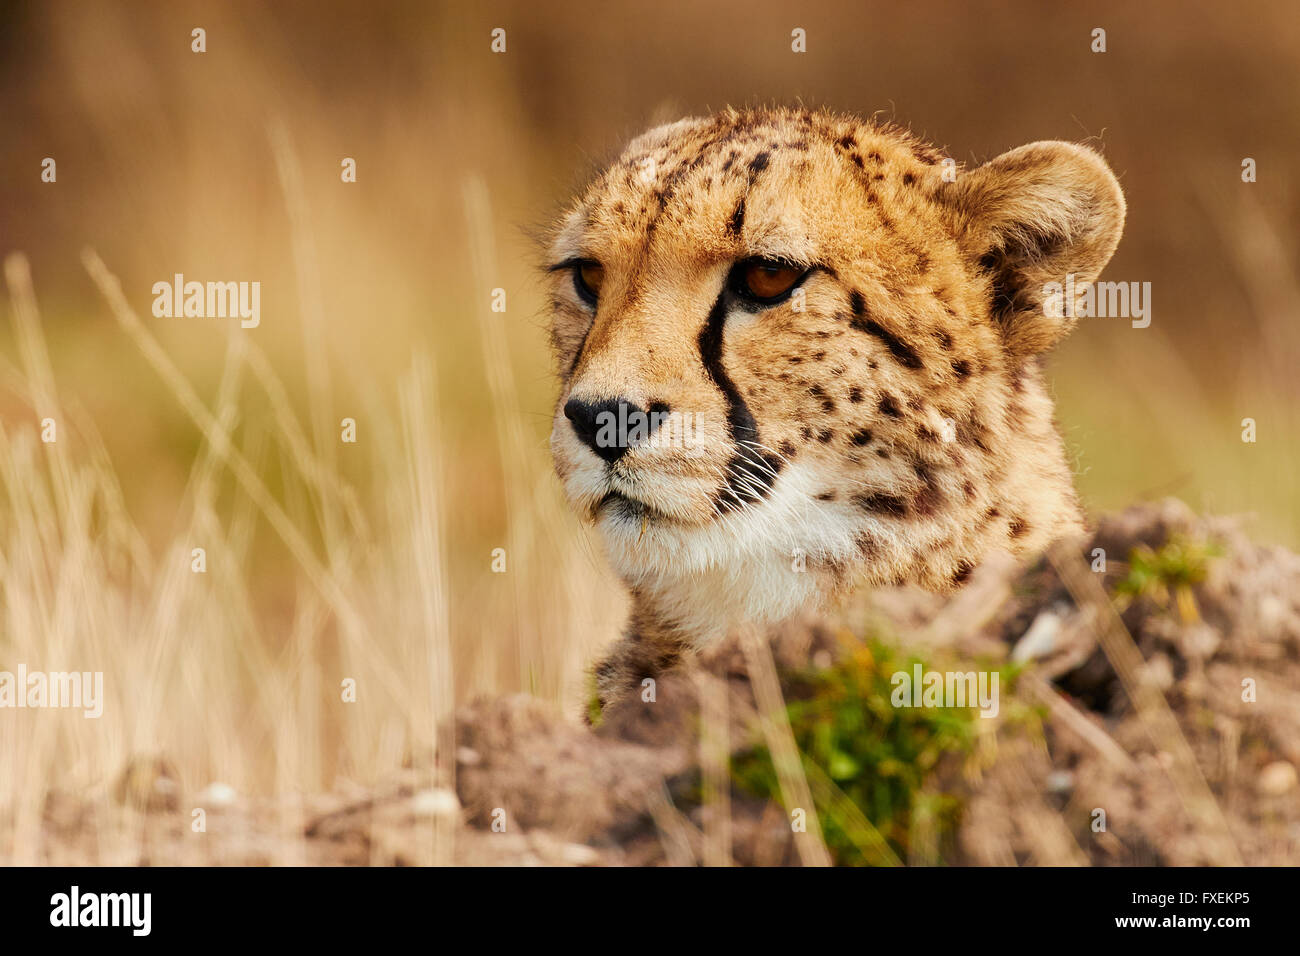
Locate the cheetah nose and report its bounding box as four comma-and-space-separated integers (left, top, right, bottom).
564, 397, 667, 464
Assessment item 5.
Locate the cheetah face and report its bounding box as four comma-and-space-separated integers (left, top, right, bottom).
546, 109, 1123, 627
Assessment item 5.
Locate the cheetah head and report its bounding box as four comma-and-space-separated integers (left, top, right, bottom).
547, 108, 1124, 644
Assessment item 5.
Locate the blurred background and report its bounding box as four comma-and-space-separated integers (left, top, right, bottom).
0, 0, 1297, 858
3, 0, 1297, 545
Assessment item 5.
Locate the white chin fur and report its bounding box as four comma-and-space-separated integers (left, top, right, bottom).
595, 462, 864, 645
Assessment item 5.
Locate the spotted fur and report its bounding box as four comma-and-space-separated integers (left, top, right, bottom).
545, 107, 1126, 712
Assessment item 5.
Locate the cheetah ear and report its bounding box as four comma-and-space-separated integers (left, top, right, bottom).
941, 141, 1125, 357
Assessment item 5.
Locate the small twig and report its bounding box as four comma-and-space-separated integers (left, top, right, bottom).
739, 626, 833, 867
644, 781, 699, 867
693, 671, 733, 867
1018, 671, 1138, 775
801, 758, 902, 867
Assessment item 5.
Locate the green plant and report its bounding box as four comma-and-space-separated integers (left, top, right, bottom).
732, 638, 1011, 865
1113, 535, 1224, 623
585, 674, 604, 728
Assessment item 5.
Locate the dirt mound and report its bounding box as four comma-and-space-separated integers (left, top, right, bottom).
17, 500, 1300, 865
449, 498, 1300, 866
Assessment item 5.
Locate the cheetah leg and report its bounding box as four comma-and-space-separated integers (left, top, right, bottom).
589, 604, 690, 720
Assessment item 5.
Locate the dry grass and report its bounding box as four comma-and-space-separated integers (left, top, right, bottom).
1, 230, 615, 861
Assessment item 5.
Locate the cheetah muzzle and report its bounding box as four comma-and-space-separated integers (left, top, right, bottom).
545, 107, 1126, 714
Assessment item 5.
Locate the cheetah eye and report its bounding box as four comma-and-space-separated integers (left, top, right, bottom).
731, 258, 808, 305
572, 261, 605, 306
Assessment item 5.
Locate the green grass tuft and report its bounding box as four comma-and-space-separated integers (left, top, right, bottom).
732, 638, 1019, 865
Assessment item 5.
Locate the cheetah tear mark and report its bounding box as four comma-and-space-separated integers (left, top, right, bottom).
698, 290, 783, 513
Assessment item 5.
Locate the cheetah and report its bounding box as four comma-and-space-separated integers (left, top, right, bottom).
545, 107, 1126, 712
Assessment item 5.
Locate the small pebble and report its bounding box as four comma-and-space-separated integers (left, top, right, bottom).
1258, 761, 1297, 797
198, 782, 238, 808
1045, 770, 1075, 794
411, 788, 460, 818
557, 842, 601, 866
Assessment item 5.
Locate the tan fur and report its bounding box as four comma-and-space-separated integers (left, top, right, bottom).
544, 107, 1126, 712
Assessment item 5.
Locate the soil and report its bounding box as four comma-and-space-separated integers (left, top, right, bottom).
19, 500, 1300, 866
